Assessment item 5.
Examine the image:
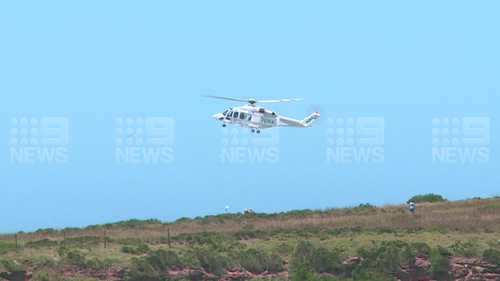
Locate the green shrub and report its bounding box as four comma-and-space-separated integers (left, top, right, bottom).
374, 227, 397, 234
401, 227, 421, 235
1, 259, 20, 272
234, 248, 283, 274
152, 248, 183, 269
65, 236, 104, 247
285, 209, 315, 219
65, 250, 87, 268
0, 239, 16, 255
25, 238, 58, 248
86, 257, 112, 270
291, 240, 345, 275
120, 246, 135, 254
350, 226, 363, 233
129, 256, 164, 279
116, 237, 142, 245
407, 194, 446, 203
179, 250, 200, 268
73, 277, 101, 281
57, 246, 68, 257
27, 255, 56, 268
174, 217, 191, 223
113, 218, 162, 228
129, 248, 183, 279
173, 231, 230, 245
198, 215, 225, 226
351, 241, 425, 280
483, 248, 500, 265
292, 240, 315, 266
136, 243, 150, 254
425, 226, 447, 234
194, 249, 227, 277
233, 230, 268, 240
429, 246, 451, 278
325, 228, 344, 236
34, 228, 57, 235
402, 245, 416, 267
354, 203, 374, 209
242, 223, 254, 230
33, 270, 70, 281
121, 243, 150, 255
274, 242, 294, 256
311, 246, 344, 274
449, 239, 480, 258
411, 242, 431, 257
290, 263, 321, 281
478, 203, 500, 210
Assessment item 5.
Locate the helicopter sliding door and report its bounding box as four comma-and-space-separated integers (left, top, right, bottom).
240, 112, 251, 122
236, 112, 251, 123
226, 109, 252, 125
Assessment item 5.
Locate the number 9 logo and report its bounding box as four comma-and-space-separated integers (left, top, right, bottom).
462, 118, 489, 146
146, 118, 174, 146
40, 118, 68, 146
357, 118, 384, 146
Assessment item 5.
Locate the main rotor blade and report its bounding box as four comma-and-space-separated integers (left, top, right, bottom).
203, 95, 303, 104
203, 95, 250, 103
257, 98, 303, 103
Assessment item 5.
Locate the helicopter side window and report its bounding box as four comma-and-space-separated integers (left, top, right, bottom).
239, 113, 246, 120
246, 115, 251, 121
233, 112, 239, 119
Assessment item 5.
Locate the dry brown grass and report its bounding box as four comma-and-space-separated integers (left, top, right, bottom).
2, 197, 499, 244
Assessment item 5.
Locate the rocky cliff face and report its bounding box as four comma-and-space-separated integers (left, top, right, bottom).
1, 256, 500, 281
395, 257, 500, 281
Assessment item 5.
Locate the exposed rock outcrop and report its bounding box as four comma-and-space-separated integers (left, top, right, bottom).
1, 256, 500, 281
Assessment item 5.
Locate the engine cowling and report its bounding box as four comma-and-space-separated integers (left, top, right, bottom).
258, 108, 277, 115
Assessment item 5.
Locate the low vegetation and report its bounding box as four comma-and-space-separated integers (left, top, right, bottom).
406, 193, 446, 203
1, 195, 500, 280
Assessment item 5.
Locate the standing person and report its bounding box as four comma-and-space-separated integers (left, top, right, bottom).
409, 201, 415, 214
244, 207, 248, 214
225, 205, 229, 212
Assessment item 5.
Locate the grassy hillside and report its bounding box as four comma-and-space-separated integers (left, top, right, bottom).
2, 196, 500, 280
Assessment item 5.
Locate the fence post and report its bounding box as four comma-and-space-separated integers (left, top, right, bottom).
104, 229, 107, 249
167, 227, 171, 248
63, 230, 66, 246
15, 234, 17, 249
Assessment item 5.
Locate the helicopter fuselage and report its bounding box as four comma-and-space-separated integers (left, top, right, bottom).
212, 104, 319, 133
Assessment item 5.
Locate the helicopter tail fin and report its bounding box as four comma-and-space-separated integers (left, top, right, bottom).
301, 111, 320, 127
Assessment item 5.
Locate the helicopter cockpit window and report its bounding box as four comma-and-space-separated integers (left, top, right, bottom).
222, 110, 229, 116
233, 112, 239, 119
227, 111, 233, 117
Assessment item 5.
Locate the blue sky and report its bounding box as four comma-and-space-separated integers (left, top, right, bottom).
1, 1, 499, 233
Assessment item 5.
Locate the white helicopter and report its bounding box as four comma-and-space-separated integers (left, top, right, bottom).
205, 95, 320, 134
